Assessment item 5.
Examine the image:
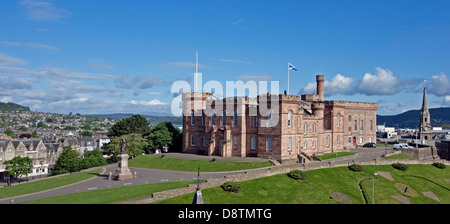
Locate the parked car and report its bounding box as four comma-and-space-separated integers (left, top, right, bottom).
393, 143, 413, 150
363, 143, 376, 148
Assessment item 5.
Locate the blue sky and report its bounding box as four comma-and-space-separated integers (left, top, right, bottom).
1, 0, 450, 116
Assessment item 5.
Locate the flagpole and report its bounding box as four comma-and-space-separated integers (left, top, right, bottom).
287, 62, 290, 95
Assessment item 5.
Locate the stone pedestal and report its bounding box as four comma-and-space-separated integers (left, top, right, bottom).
110, 152, 136, 181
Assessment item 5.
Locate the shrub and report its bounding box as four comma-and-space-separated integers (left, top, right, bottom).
288, 170, 307, 181
392, 162, 408, 171
348, 164, 363, 172
221, 181, 242, 193
432, 162, 446, 169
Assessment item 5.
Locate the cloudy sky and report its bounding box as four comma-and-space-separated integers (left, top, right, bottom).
1, 0, 450, 116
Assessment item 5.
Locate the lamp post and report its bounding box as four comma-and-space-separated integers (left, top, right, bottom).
372, 173, 378, 204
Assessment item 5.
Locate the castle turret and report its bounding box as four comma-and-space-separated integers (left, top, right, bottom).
316, 75, 325, 102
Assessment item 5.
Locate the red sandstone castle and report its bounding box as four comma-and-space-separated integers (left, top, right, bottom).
181, 75, 378, 164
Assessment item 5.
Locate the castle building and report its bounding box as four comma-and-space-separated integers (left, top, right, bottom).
181, 75, 378, 164
419, 85, 432, 140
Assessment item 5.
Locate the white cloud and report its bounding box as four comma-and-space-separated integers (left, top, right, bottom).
214, 58, 251, 64
0, 53, 29, 66
89, 64, 116, 69
300, 74, 354, 96
427, 73, 450, 96
166, 62, 215, 69
2, 41, 58, 50
19, 0, 72, 22
357, 67, 400, 95
130, 99, 167, 106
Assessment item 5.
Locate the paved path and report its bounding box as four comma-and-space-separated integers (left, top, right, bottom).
0, 147, 388, 204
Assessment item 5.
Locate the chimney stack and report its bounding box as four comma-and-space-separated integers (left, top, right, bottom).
316, 75, 325, 102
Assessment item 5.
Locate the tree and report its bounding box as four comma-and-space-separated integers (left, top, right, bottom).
148, 122, 182, 152
80, 148, 107, 169
4, 129, 16, 138
102, 133, 148, 162
4, 156, 33, 181
51, 146, 81, 175
108, 114, 151, 137
80, 131, 93, 137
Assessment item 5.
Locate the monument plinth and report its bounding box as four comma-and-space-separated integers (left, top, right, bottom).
109, 138, 137, 181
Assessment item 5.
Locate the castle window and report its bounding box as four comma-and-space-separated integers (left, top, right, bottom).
288, 111, 292, 127
268, 111, 273, 127
337, 135, 340, 146
233, 111, 238, 126
232, 136, 237, 149
304, 123, 307, 134
360, 120, 363, 131
202, 114, 205, 126
288, 137, 292, 151
268, 138, 273, 151
211, 112, 215, 126
222, 111, 226, 126
326, 135, 330, 147
303, 140, 307, 150
190, 134, 195, 146
337, 114, 340, 128
191, 111, 195, 126
360, 137, 363, 144
255, 117, 258, 127
370, 120, 373, 131
251, 137, 256, 150
202, 135, 206, 147
312, 123, 316, 134
312, 140, 315, 148
354, 120, 357, 131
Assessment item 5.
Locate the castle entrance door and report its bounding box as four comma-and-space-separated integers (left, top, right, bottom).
352, 137, 356, 146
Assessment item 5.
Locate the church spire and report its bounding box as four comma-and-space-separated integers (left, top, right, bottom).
421, 80, 428, 111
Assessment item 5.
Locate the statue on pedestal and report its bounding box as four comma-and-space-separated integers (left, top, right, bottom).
108, 138, 137, 181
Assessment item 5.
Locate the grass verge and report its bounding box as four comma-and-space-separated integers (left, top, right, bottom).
0, 168, 102, 200
128, 155, 272, 172
155, 164, 450, 204
21, 180, 197, 204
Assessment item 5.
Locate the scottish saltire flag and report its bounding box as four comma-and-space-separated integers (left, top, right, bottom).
288, 63, 297, 71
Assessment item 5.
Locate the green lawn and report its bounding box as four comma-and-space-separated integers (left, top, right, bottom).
316, 152, 355, 160
155, 164, 450, 204
0, 168, 102, 200
21, 180, 197, 204
129, 155, 272, 172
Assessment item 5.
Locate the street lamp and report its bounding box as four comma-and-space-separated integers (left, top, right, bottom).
372, 173, 378, 204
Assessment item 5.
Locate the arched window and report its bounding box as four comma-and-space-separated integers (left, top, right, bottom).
337, 114, 340, 128
268, 111, 273, 127
222, 111, 226, 126
268, 138, 273, 151
251, 136, 256, 150
288, 111, 292, 127
288, 137, 292, 151
190, 134, 195, 146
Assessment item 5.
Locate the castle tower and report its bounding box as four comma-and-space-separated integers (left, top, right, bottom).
316, 75, 325, 102
419, 83, 432, 140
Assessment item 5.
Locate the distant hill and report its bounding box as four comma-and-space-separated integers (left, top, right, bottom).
377, 107, 450, 128
0, 102, 31, 112
85, 113, 182, 126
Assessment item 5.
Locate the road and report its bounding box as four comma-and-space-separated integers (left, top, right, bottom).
0, 147, 388, 204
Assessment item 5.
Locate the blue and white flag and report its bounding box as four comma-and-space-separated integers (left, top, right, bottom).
288, 63, 297, 71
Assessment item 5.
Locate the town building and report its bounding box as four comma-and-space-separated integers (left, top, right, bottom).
181, 75, 378, 164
